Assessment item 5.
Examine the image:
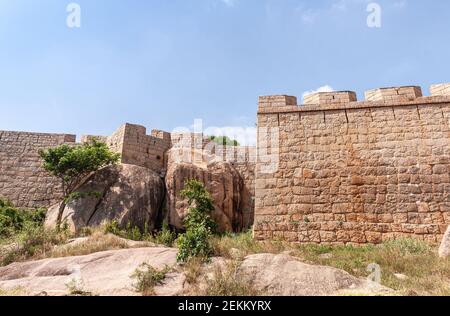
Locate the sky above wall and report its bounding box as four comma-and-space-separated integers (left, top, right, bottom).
0, 0, 449, 145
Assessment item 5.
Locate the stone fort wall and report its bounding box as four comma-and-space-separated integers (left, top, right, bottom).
0, 131, 76, 208
0, 123, 256, 228
254, 83, 450, 244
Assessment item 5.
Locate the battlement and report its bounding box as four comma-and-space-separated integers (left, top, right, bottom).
258, 83, 450, 112
304, 91, 357, 105
430, 83, 450, 96
365, 86, 423, 102
258, 95, 298, 111
255, 81, 450, 245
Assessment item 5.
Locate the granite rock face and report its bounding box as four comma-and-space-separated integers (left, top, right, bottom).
45, 164, 165, 233
236, 253, 392, 296
0, 248, 182, 296
165, 149, 244, 233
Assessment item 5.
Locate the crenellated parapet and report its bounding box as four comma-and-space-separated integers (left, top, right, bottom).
258, 83, 450, 113
255, 82, 450, 245
304, 91, 357, 105
365, 86, 423, 102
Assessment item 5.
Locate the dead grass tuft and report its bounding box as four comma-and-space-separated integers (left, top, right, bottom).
49, 232, 132, 258
201, 260, 263, 296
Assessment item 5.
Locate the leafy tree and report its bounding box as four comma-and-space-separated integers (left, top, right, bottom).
39, 140, 120, 229
177, 179, 217, 262
208, 135, 240, 146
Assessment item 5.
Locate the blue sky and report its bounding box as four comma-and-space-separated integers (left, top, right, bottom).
1, 0, 449, 144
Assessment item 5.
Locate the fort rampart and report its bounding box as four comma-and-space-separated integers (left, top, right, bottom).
254, 84, 450, 244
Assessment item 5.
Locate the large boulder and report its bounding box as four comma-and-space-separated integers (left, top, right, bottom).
0, 248, 182, 296
45, 164, 165, 233
439, 226, 450, 258
165, 149, 244, 233
237, 253, 391, 296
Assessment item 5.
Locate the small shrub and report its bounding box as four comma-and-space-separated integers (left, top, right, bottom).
154, 222, 176, 247
177, 224, 212, 262
103, 220, 154, 242
78, 227, 94, 237
103, 220, 121, 236
0, 198, 46, 238
176, 180, 216, 262
1, 224, 69, 266
131, 263, 171, 296
126, 223, 142, 241
183, 257, 205, 284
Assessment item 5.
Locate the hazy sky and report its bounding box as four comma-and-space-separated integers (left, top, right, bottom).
1, 0, 449, 144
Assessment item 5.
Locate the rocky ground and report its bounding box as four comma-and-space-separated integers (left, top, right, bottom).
0, 240, 391, 296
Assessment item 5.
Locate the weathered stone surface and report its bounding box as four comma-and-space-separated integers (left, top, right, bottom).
165, 148, 244, 233
0, 248, 182, 296
438, 226, 450, 258
197, 253, 391, 296
0, 250, 392, 296
45, 164, 165, 233
0, 131, 76, 208
238, 253, 391, 296
255, 88, 450, 244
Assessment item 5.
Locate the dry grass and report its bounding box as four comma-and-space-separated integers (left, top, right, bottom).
211, 230, 291, 259
0, 287, 26, 296
131, 264, 171, 296
0, 225, 69, 266
296, 239, 450, 296
49, 232, 132, 258
183, 257, 205, 285
212, 232, 450, 296
201, 260, 263, 296
1, 227, 157, 266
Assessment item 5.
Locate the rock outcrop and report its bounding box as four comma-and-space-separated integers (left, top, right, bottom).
235, 253, 391, 296
165, 148, 244, 232
439, 226, 450, 258
0, 249, 392, 296
45, 164, 165, 233
0, 248, 182, 296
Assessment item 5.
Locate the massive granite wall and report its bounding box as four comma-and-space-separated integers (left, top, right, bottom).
0, 131, 76, 208
254, 84, 450, 244
213, 145, 256, 228
0, 124, 256, 230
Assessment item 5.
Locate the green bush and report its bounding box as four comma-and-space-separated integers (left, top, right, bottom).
154, 222, 177, 247
1, 223, 69, 266
176, 180, 216, 262
0, 198, 46, 238
104, 220, 154, 242
104, 220, 122, 236
177, 224, 212, 262
208, 136, 240, 146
